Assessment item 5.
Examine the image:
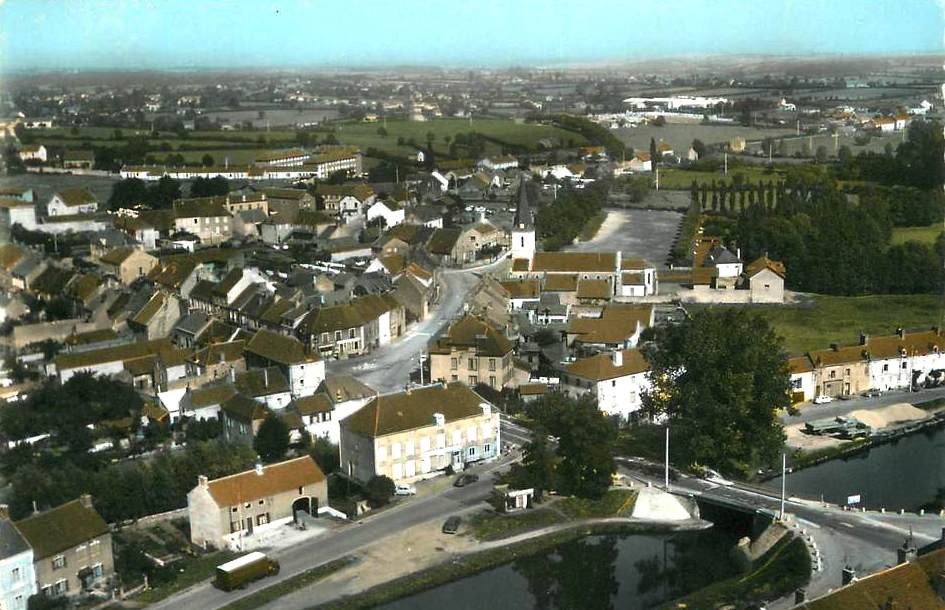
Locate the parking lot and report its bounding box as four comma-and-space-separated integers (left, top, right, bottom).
565, 208, 683, 268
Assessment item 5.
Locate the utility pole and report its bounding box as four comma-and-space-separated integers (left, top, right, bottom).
723, 152, 728, 176
779, 453, 787, 521
796, 119, 800, 136
833, 132, 839, 153
419, 351, 424, 385
664, 426, 670, 490
655, 166, 660, 190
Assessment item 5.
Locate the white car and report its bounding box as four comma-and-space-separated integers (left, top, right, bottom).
812, 395, 834, 404
394, 484, 416, 496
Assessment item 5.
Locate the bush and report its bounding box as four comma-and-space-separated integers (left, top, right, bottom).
364, 475, 395, 508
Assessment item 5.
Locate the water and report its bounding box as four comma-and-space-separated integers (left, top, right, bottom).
379, 525, 749, 610
766, 422, 945, 511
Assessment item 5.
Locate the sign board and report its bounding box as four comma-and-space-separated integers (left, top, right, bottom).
847, 494, 861, 505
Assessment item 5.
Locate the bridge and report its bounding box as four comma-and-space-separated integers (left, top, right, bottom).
616, 456, 945, 607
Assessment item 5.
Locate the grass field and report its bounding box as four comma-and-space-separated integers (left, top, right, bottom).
332, 117, 588, 158
752, 294, 943, 355
891, 223, 943, 246
658, 165, 784, 189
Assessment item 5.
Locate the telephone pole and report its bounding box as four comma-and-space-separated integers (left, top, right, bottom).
664, 426, 670, 490
779, 453, 787, 521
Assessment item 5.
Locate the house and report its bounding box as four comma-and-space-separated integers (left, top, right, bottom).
245, 329, 325, 398
405, 205, 444, 229
98, 247, 158, 285
788, 356, 815, 403
128, 292, 183, 341
500, 279, 541, 311
180, 384, 237, 421
63, 150, 95, 170
187, 456, 328, 551
393, 270, 435, 322
14, 496, 113, 599
53, 338, 176, 382
705, 246, 743, 287
629, 153, 652, 173
300, 293, 405, 359
0, 510, 35, 610
221, 394, 271, 443
47, 188, 98, 217
0, 197, 38, 236
566, 304, 654, 351
172, 197, 233, 245
289, 375, 376, 444
478, 155, 518, 171
366, 199, 405, 228
18, 145, 47, 163
428, 315, 515, 389
314, 184, 375, 222
114, 214, 163, 250
261, 187, 316, 214
191, 341, 247, 381
619, 258, 658, 297
560, 348, 651, 421
339, 383, 501, 484
745, 256, 785, 303
234, 366, 292, 411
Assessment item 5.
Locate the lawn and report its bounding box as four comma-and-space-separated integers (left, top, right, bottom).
135, 550, 239, 603
752, 294, 942, 355
890, 223, 943, 246
218, 557, 357, 610
468, 489, 637, 542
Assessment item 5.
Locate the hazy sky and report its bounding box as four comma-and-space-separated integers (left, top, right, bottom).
1, 0, 942, 72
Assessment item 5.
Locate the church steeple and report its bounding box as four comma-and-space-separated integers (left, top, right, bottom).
511, 178, 536, 260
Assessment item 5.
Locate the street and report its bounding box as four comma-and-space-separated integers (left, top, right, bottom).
327, 256, 507, 394
782, 385, 945, 426
149, 418, 523, 610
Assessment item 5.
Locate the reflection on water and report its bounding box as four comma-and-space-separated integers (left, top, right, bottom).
380, 523, 749, 610
766, 422, 945, 510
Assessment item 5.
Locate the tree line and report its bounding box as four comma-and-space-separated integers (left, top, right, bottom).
536, 180, 609, 251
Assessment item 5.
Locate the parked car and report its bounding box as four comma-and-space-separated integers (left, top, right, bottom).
812, 395, 834, 404
442, 515, 461, 534
453, 473, 479, 487
394, 484, 416, 496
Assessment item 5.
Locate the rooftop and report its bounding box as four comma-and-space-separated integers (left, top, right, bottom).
15, 497, 108, 559
203, 456, 325, 507
343, 383, 491, 438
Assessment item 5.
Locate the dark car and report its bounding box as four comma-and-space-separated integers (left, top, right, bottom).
442, 516, 461, 534
453, 473, 480, 487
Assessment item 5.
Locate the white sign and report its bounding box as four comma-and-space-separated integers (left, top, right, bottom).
847, 494, 861, 505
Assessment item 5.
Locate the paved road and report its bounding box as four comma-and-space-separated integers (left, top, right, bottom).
564, 208, 682, 269
782, 386, 945, 426
150, 418, 522, 610
327, 256, 507, 394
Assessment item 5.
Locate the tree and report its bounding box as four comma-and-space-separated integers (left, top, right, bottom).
691, 139, 707, 159
309, 436, 339, 474
107, 178, 149, 210
364, 475, 395, 508
814, 145, 828, 163
201, 153, 215, 167
643, 309, 788, 477
649, 137, 658, 168
189, 175, 230, 198
515, 435, 557, 500
253, 415, 290, 463
376, 126, 388, 137
145, 176, 181, 210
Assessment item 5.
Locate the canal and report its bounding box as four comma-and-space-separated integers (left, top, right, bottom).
380, 507, 755, 610
766, 421, 945, 511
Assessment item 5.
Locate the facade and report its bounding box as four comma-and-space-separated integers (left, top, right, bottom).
0, 198, 37, 240
187, 456, 328, 551
745, 256, 786, 303
172, 198, 233, 245
0, 514, 35, 610
366, 200, 405, 228
14, 496, 114, 599
429, 315, 515, 389
47, 189, 98, 217
339, 383, 501, 484
245, 329, 326, 398
18, 145, 47, 163
300, 293, 405, 359
63, 150, 95, 170
98, 247, 158, 285
560, 348, 651, 421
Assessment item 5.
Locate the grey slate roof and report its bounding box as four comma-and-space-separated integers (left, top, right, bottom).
514, 178, 534, 229
0, 519, 30, 560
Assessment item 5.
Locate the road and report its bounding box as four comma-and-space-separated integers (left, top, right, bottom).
782, 385, 945, 426
151, 420, 522, 610
327, 255, 507, 394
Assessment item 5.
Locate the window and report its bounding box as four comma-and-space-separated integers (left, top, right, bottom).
12, 566, 21, 582
335, 330, 342, 341
469, 375, 478, 385
829, 371, 836, 379
405, 440, 415, 455
467, 446, 477, 457
391, 442, 402, 459
376, 445, 387, 460
450, 358, 458, 370
349, 328, 356, 339
883, 363, 889, 372
468, 358, 476, 370
232, 507, 238, 513
451, 375, 458, 382
257, 514, 269, 526
484, 443, 492, 455
845, 368, 850, 376
55, 579, 68, 595
259, 499, 265, 505
489, 358, 496, 372
490, 376, 496, 388
321, 332, 329, 344
52, 555, 65, 570
244, 502, 251, 509
902, 362, 908, 369
92, 563, 104, 579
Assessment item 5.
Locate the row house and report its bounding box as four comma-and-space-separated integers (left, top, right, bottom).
299, 293, 405, 359
340, 383, 501, 484
172, 197, 233, 245
314, 184, 376, 223
245, 329, 326, 398
286, 375, 376, 444
97, 247, 158, 285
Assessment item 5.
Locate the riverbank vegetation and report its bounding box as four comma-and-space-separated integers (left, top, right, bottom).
663, 535, 811, 609
468, 488, 637, 542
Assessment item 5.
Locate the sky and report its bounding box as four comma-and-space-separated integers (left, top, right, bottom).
0, 0, 942, 72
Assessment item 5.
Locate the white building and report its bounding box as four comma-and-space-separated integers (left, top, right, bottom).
366, 200, 405, 228
510, 181, 536, 261
560, 349, 651, 421
0, 516, 36, 610
17, 144, 47, 163
618, 258, 658, 297
479, 155, 519, 171
47, 188, 98, 217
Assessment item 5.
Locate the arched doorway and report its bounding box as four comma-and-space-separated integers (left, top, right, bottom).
292, 497, 312, 523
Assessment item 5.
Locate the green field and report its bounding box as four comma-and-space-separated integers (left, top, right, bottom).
752, 294, 943, 355
332, 118, 588, 158
890, 223, 943, 246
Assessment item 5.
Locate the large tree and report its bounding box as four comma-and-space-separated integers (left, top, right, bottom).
643, 309, 788, 477
253, 414, 290, 463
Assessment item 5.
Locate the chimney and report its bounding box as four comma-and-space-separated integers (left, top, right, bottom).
612, 350, 623, 367
842, 565, 856, 586
433, 412, 445, 427
736, 247, 741, 260
79, 494, 93, 509
859, 332, 869, 346
480, 402, 492, 418
263, 368, 269, 388
255, 460, 264, 476
198, 475, 208, 488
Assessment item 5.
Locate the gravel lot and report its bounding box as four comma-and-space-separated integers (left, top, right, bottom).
566, 208, 683, 268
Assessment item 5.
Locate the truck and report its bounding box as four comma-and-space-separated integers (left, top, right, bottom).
213, 552, 280, 591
